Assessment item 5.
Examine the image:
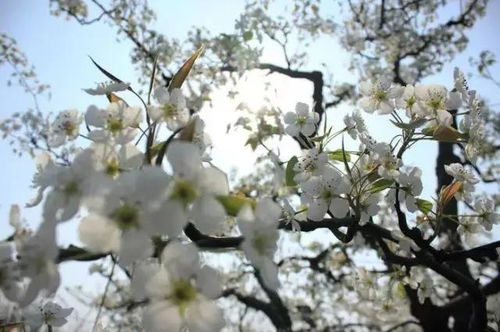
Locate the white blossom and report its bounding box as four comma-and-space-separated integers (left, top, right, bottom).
85, 101, 143, 144
84, 81, 130, 95
134, 242, 224, 332
148, 87, 190, 131
238, 199, 281, 290
24, 301, 73, 329
48, 109, 82, 147
358, 78, 402, 114
283, 102, 319, 136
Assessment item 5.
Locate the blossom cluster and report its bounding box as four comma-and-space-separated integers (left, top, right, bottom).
0, 64, 497, 331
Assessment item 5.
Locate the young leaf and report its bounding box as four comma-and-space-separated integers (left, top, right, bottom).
169, 46, 204, 91
369, 179, 393, 193
433, 125, 461, 142
416, 198, 433, 215
217, 195, 256, 216
286, 156, 299, 186
329, 149, 351, 162
390, 118, 428, 130
439, 181, 463, 207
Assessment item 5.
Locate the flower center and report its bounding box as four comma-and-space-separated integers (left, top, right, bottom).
170, 179, 199, 207
111, 203, 140, 231
61, 120, 77, 136
105, 158, 120, 178
162, 103, 178, 118
374, 90, 387, 102
107, 118, 124, 133
296, 116, 307, 126
170, 279, 197, 316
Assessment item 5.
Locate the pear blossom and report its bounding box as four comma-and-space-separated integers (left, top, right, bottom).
301, 167, 350, 221
238, 199, 281, 290
293, 147, 329, 183
48, 109, 82, 147
84, 81, 130, 95
391, 231, 418, 254
354, 268, 377, 300
79, 167, 171, 266
85, 101, 143, 144
444, 163, 479, 202
133, 242, 224, 332
416, 274, 433, 304
24, 301, 73, 330
16, 222, 60, 307
0, 242, 21, 302
86, 142, 143, 178
371, 143, 401, 180
473, 196, 498, 231
283, 102, 319, 136
343, 110, 367, 140
396, 167, 423, 212
27, 152, 59, 208
396, 85, 422, 118
164, 141, 228, 236
414, 84, 460, 116
358, 78, 402, 114
357, 192, 380, 225
41, 149, 97, 222
148, 87, 190, 131
453, 67, 469, 101
457, 216, 481, 243
460, 90, 486, 162
281, 199, 301, 232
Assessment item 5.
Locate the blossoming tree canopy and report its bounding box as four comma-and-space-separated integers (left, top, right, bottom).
0, 0, 499, 331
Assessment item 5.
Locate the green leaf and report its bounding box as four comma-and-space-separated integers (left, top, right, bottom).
416, 198, 433, 215
369, 179, 394, 193
433, 125, 461, 142
245, 137, 259, 151
286, 156, 299, 186
242, 31, 253, 41
149, 142, 164, 158
396, 282, 406, 298
169, 46, 204, 91
311, 135, 325, 142
329, 149, 351, 162
217, 195, 255, 216
390, 118, 428, 130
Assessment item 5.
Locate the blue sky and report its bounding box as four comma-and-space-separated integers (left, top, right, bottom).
0, 0, 499, 328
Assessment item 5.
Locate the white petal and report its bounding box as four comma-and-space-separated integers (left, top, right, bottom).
143, 301, 183, 332
301, 123, 315, 136
167, 141, 202, 179
307, 199, 328, 221
198, 167, 228, 195
295, 102, 309, 116
149, 200, 187, 237
196, 266, 222, 299
283, 112, 297, 124
185, 297, 224, 332
85, 105, 106, 127
161, 241, 199, 279
190, 196, 226, 234
258, 257, 280, 290
118, 229, 153, 267
79, 214, 120, 253
285, 124, 300, 136
329, 198, 349, 218
255, 198, 281, 223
